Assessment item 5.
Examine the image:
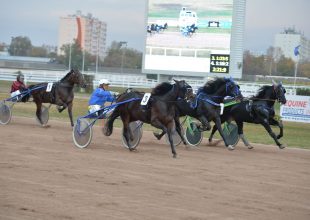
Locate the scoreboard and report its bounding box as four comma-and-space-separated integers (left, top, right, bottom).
143, 0, 245, 78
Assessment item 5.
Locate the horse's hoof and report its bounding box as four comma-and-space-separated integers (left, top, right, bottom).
173, 154, 177, 158
227, 145, 235, 151
102, 127, 111, 136
153, 132, 161, 140
247, 145, 254, 149
279, 144, 286, 149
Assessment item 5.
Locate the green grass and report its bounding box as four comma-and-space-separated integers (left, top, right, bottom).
208, 121, 310, 149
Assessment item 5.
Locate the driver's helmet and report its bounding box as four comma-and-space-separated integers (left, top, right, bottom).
98, 79, 110, 86
17, 73, 24, 82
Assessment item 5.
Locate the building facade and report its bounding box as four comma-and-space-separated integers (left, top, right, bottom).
58, 11, 107, 58
274, 28, 310, 62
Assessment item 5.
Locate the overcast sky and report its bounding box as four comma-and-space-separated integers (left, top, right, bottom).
0, 0, 309, 53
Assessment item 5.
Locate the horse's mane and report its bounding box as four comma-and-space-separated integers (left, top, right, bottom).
201, 78, 227, 94
252, 85, 272, 99
60, 70, 73, 82
151, 82, 173, 96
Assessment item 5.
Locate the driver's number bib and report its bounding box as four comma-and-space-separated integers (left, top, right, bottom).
141, 93, 151, 106
46, 83, 53, 92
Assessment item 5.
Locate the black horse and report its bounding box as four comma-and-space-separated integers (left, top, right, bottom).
181, 24, 198, 37
192, 78, 243, 149
151, 78, 242, 148
147, 23, 168, 35
103, 80, 193, 158
24, 69, 86, 127
208, 81, 287, 149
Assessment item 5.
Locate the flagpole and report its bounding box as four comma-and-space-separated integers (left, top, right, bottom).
293, 45, 300, 94
293, 58, 298, 90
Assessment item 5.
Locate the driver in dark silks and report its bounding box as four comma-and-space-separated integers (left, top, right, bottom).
10, 73, 27, 102
88, 79, 119, 118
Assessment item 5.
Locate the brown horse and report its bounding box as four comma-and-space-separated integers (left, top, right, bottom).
104, 80, 193, 158
24, 69, 86, 126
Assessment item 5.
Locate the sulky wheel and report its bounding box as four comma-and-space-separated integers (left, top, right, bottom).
72, 118, 93, 149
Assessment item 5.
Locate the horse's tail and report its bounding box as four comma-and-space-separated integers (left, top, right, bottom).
103, 107, 119, 136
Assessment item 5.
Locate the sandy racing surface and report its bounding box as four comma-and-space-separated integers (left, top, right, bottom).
1, 117, 310, 220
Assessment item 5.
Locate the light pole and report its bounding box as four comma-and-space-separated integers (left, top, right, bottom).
82, 49, 85, 73
68, 43, 72, 70
120, 41, 127, 73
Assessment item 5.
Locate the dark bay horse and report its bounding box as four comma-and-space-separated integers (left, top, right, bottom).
104, 80, 193, 158
154, 78, 243, 144
24, 69, 86, 126
208, 81, 287, 149
193, 78, 243, 149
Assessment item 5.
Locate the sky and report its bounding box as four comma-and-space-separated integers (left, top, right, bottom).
0, 0, 309, 54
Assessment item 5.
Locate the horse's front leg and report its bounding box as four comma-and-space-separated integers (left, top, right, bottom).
269, 118, 283, 139
208, 125, 217, 143
260, 119, 285, 149
153, 130, 166, 140
198, 115, 211, 131
151, 118, 177, 158
67, 102, 74, 127
57, 104, 67, 113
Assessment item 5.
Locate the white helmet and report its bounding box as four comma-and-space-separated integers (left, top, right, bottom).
99, 79, 110, 85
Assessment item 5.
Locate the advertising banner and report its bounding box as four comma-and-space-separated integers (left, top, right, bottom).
280, 95, 310, 123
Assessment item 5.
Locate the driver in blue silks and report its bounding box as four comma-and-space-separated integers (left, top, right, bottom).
88, 79, 119, 116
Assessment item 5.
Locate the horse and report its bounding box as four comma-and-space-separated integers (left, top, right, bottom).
103, 80, 193, 158
153, 78, 243, 144
208, 81, 287, 149
24, 69, 86, 127
181, 24, 198, 37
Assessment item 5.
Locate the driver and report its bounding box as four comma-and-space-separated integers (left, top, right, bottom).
88, 79, 119, 116
10, 73, 27, 100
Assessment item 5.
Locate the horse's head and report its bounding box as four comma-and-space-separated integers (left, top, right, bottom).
273, 80, 286, 104
68, 69, 87, 88
174, 79, 194, 101
224, 78, 243, 100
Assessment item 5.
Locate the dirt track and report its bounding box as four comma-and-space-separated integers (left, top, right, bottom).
1, 117, 310, 220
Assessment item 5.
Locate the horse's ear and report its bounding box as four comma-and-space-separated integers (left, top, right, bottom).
173, 79, 179, 83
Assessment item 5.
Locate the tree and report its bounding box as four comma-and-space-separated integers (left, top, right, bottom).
276, 56, 294, 76
103, 41, 142, 69
31, 46, 48, 57
298, 61, 310, 78
242, 50, 266, 75
8, 36, 32, 56
60, 39, 93, 70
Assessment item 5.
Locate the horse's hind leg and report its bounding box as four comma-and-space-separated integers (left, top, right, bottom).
214, 117, 234, 150
35, 102, 44, 126
175, 117, 187, 145
236, 121, 253, 149
121, 115, 133, 150
103, 109, 119, 136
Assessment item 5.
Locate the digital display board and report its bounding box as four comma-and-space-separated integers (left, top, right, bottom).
143, 0, 244, 78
